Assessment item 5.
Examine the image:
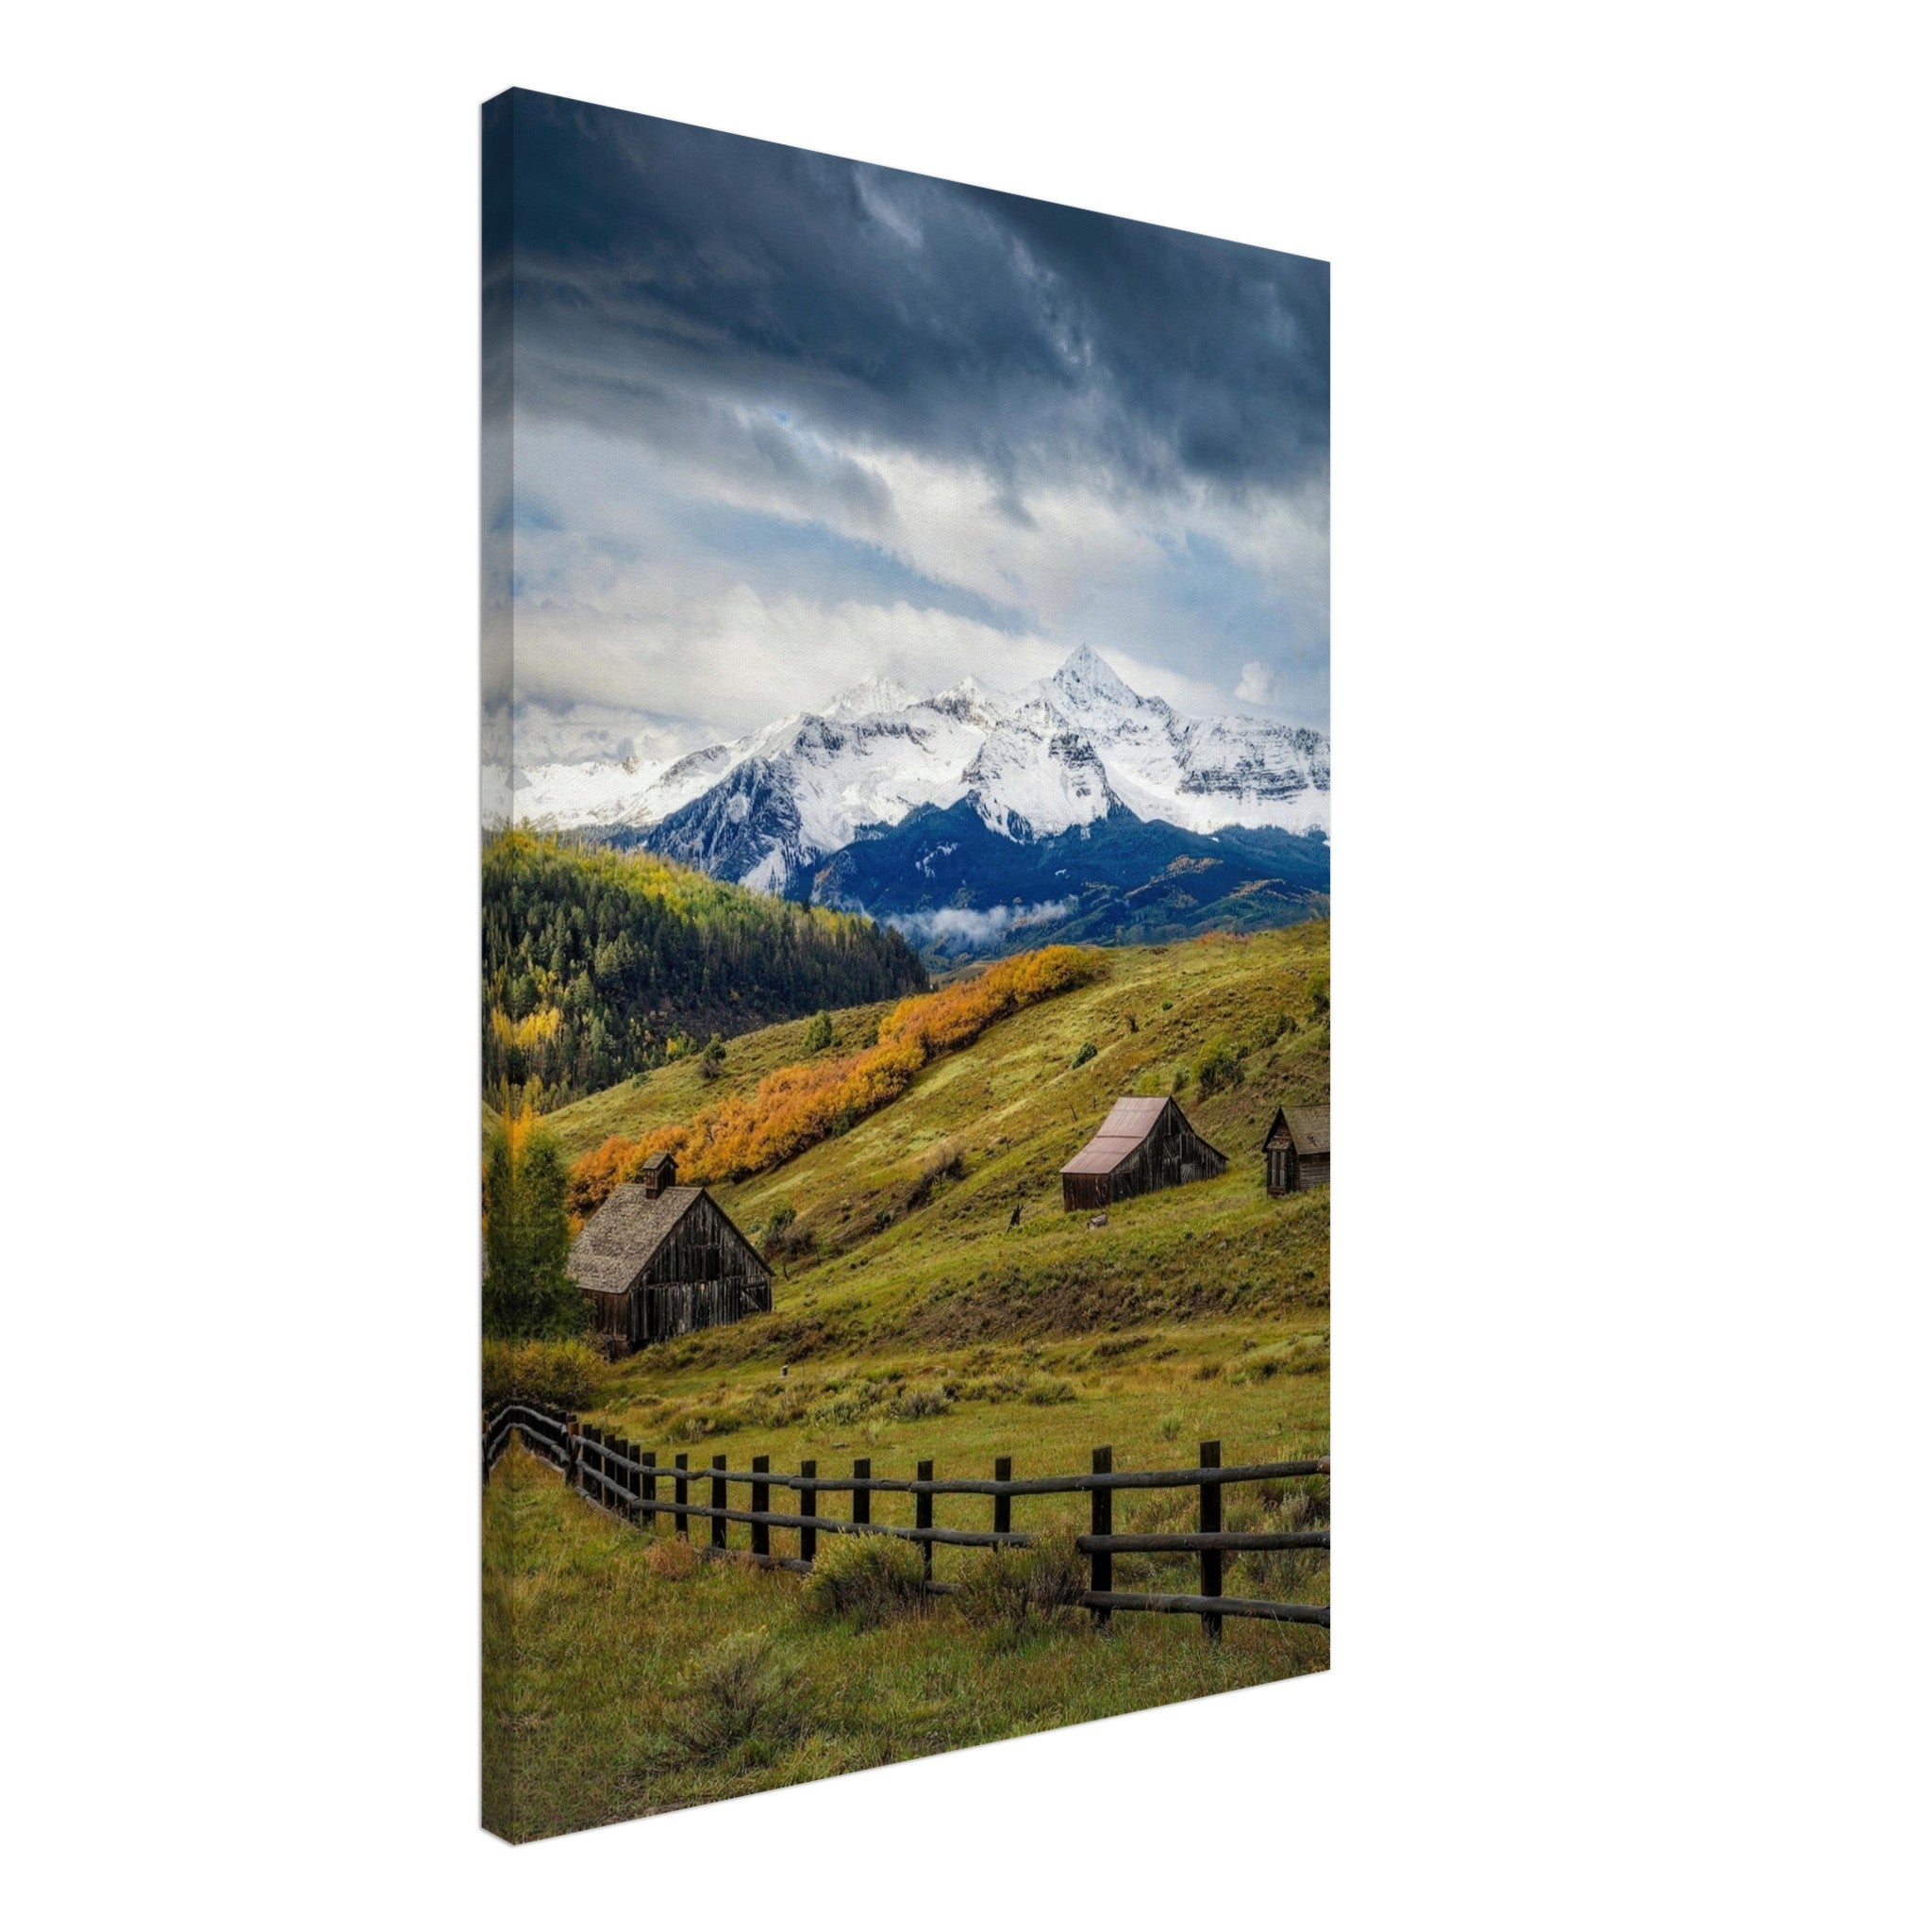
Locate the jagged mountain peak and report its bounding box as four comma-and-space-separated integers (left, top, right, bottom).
823, 673, 924, 720
931, 673, 991, 707
511, 646, 1330, 899
1045, 643, 1142, 711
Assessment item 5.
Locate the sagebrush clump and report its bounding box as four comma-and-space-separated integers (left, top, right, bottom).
891, 1384, 953, 1421
958, 1532, 1086, 1636
803, 1533, 929, 1628
667, 1630, 810, 1762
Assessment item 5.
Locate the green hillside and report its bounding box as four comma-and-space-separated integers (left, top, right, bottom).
554, 921, 1331, 1481
491, 922, 1330, 1838
539, 993, 910, 1164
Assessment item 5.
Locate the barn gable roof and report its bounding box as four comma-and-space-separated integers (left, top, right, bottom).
1264, 1105, 1330, 1155
570, 1184, 769, 1300
1060, 1096, 1224, 1176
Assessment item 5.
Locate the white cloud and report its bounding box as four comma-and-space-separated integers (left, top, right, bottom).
506, 702, 699, 769
507, 385, 1329, 743
512, 584, 1066, 741
1236, 660, 1277, 705
886, 899, 1075, 949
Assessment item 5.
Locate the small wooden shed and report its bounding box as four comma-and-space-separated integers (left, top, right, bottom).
569, 1152, 773, 1354
1264, 1105, 1330, 1195
1059, 1096, 1227, 1212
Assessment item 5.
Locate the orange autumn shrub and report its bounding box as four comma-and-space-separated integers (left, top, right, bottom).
566, 1135, 643, 1224
569, 944, 1099, 1217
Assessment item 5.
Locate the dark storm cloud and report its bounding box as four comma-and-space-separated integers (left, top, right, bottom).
490, 90, 1330, 744
503, 90, 1328, 510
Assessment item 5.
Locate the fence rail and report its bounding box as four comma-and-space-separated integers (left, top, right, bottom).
484, 1398, 572, 1479
484, 1400, 1329, 1639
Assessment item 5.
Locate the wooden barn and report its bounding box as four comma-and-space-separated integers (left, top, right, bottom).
1264, 1105, 1330, 1195
1059, 1096, 1227, 1212
569, 1152, 773, 1354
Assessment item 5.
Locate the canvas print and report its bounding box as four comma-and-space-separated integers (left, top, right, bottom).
482, 87, 1330, 1842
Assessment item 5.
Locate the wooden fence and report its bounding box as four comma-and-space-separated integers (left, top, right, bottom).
484, 1399, 1329, 1640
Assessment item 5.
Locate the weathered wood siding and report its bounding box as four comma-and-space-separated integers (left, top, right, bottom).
1267, 1145, 1330, 1193
625, 1192, 773, 1350
635, 1276, 774, 1346
1061, 1105, 1226, 1212
1062, 1171, 1110, 1214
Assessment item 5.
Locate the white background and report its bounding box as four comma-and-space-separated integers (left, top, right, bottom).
6, 3, 1926, 1924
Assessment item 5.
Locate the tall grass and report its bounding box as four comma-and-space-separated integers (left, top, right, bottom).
483, 1444, 1327, 1841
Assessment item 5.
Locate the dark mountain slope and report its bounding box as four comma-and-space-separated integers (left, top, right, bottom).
810, 799, 1329, 960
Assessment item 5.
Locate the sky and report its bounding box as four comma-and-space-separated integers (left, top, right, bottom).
485, 90, 1329, 769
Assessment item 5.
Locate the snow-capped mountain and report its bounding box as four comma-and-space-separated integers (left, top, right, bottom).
511, 646, 1330, 901
508, 739, 737, 831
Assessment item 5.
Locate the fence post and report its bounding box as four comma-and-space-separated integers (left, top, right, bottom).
641, 1450, 658, 1532
628, 1441, 643, 1524
711, 1455, 728, 1552
566, 1419, 579, 1494
584, 1425, 602, 1506
674, 1452, 690, 1540
799, 1459, 818, 1567
916, 1459, 935, 1586
993, 1456, 1011, 1538
751, 1455, 770, 1558
1200, 1439, 1223, 1641
853, 1457, 871, 1528
1090, 1446, 1113, 1625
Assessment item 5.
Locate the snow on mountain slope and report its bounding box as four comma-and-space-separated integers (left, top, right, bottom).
508, 741, 738, 828
1033, 645, 1330, 838
761, 708, 980, 856
960, 694, 1118, 841
510, 644, 1329, 889
823, 674, 922, 721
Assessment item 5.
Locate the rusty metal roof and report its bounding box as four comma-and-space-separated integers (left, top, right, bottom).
1060, 1096, 1176, 1176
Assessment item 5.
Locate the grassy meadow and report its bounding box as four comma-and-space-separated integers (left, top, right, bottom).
486, 921, 1330, 1839
486, 1444, 1328, 1841
561, 923, 1329, 1465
